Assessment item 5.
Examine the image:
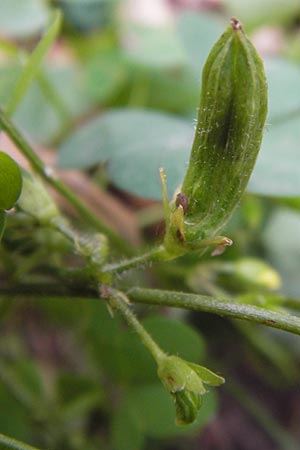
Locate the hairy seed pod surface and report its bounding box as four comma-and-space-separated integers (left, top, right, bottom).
178, 18, 268, 244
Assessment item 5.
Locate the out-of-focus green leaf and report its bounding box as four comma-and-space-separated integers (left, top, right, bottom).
0, 63, 22, 105
7, 10, 62, 116
111, 403, 145, 450
265, 58, 300, 121
249, 115, 300, 197
85, 51, 128, 103
57, 372, 103, 422
0, 212, 6, 242
59, 0, 118, 32
122, 384, 217, 439
223, 0, 300, 28
58, 108, 193, 199
0, 0, 51, 39
176, 12, 226, 75
0, 152, 22, 211
117, 315, 206, 383
14, 65, 93, 144
0, 384, 31, 441
263, 209, 300, 297
122, 24, 185, 69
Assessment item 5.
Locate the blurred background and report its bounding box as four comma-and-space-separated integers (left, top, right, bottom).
1, 1, 300, 449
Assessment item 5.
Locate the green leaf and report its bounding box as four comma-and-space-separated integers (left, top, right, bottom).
122, 383, 217, 439
117, 315, 206, 384
14, 65, 92, 144
0, 63, 22, 105
0, 0, 51, 39
7, 10, 62, 116
85, 51, 128, 103
223, 0, 300, 28
265, 58, 300, 121
0, 384, 31, 442
263, 208, 300, 297
0, 211, 6, 242
111, 403, 145, 450
58, 108, 193, 199
0, 152, 22, 210
60, 0, 117, 32
249, 115, 300, 197
122, 24, 185, 69
176, 11, 226, 75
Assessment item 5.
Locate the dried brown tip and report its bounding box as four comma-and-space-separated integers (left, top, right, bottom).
230, 17, 243, 31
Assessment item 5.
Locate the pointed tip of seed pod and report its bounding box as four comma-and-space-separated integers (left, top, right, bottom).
230, 17, 243, 31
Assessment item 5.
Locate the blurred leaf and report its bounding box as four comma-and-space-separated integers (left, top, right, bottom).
111, 403, 145, 450
57, 372, 103, 422
0, 63, 22, 105
122, 384, 217, 439
122, 24, 185, 69
7, 10, 62, 116
176, 12, 226, 75
249, 115, 300, 197
85, 51, 128, 103
0, 0, 51, 39
117, 315, 206, 384
0, 212, 6, 242
263, 208, 300, 297
14, 65, 93, 144
223, 0, 300, 28
0, 434, 40, 450
265, 58, 300, 121
58, 108, 193, 199
59, 0, 117, 32
0, 152, 22, 211
0, 384, 31, 441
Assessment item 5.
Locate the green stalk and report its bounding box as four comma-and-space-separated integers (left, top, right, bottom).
0, 434, 41, 450
102, 245, 168, 274
128, 288, 300, 336
0, 108, 131, 254
104, 287, 165, 362
7, 10, 62, 116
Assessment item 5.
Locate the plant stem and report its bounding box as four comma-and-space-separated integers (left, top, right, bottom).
101, 245, 168, 274
0, 434, 41, 450
128, 288, 300, 336
0, 108, 131, 254
104, 287, 165, 362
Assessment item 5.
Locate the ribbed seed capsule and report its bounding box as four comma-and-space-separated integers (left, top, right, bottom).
164, 18, 267, 255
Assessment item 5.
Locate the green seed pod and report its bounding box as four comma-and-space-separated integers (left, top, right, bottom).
163, 18, 267, 255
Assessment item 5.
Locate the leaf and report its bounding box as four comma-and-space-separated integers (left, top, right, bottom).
7, 10, 62, 116
14, 65, 93, 144
0, 212, 6, 242
262, 208, 300, 297
0, 384, 31, 442
249, 115, 300, 197
0, 0, 51, 39
117, 315, 206, 384
85, 51, 128, 103
176, 11, 226, 75
0, 63, 22, 105
223, 0, 300, 28
123, 384, 218, 439
265, 58, 300, 121
0, 152, 22, 211
60, 0, 116, 32
58, 108, 193, 199
0, 434, 40, 450
111, 403, 145, 450
122, 24, 186, 69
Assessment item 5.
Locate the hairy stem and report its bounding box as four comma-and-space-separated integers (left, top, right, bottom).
103, 287, 165, 362
128, 288, 300, 336
0, 108, 131, 254
102, 245, 168, 274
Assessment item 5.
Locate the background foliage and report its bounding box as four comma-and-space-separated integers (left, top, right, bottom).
1, 1, 300, 449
